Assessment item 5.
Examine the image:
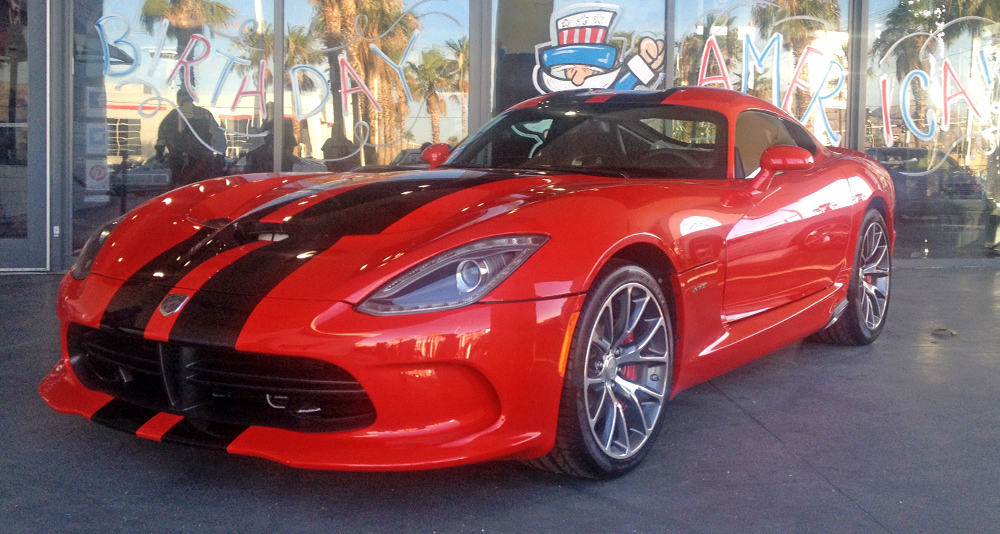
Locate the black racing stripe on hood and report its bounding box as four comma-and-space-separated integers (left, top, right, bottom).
161, 419, 248, 450
538, 88, 683, 107
608, 88, 682, 104
99, 179, 360, 334
91, 398, 158, 434
654, 87, 684, 102
168, 172, 523, 348
236, 175, 357, 220
540, 89, 593, 105
100, 228, 214, 333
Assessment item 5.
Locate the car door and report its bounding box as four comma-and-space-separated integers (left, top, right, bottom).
722, 111, 854, 321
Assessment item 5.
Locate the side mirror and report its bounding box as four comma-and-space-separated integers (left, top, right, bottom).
422, 143, 450, 170
750, 145, 814, 191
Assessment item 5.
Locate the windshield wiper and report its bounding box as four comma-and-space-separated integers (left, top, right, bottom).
440, 163, 631, 178
441, 164, 558, 174
525, 165, 630, 178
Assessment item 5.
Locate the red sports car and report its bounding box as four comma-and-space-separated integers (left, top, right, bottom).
40, 87, 894, 478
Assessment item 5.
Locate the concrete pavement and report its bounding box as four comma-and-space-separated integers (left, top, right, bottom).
3, 262, 998, 532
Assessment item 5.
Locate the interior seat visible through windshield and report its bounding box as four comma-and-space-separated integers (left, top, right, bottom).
446, 104, 728, 179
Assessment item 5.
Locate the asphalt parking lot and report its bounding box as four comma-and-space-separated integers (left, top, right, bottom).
3, 261, 999, 533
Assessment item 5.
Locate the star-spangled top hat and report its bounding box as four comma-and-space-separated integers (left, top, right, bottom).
540, 9, 619, 70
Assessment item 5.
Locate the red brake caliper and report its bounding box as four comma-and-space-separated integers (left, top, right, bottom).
621, 332, 638, 381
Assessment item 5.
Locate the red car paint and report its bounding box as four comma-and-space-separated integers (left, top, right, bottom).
40, 87, 894, 471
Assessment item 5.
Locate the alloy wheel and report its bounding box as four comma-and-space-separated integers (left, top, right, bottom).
859, 220, 890, 330
583, 282, 670, 459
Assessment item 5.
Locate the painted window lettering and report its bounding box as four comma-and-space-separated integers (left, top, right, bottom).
91, 2, 466, 168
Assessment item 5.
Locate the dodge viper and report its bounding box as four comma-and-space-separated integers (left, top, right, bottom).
40, 87, 894, 478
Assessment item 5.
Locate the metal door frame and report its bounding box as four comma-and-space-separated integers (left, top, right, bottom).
0, 0, 49, 271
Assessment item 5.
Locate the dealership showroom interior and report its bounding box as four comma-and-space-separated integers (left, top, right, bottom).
3, 0, 999, 531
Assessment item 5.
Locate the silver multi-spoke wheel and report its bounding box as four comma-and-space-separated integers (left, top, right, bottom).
584, 282, 670, 459
529, 262, 673, 477
859, 220, 890, 330
811, 209, 892, 346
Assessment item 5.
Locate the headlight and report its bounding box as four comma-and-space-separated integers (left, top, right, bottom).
71, 217, 122, 280
357, 234, 548, 315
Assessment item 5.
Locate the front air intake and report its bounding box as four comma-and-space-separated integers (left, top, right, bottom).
68, 324, 376, 432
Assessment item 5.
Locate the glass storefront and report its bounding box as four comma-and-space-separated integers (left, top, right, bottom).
494, 0, 666, 112
69, 0, 470, 252
866, 0, 999, 257
2, 0, 999, 270
673, 0, 850, 147
71, 0, 276, 247
282, 0, 470, 169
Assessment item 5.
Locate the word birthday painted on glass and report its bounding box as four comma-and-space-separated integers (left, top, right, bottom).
95, 14, 417, 123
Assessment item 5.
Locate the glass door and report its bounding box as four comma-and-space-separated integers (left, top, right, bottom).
0, 0, 45, 270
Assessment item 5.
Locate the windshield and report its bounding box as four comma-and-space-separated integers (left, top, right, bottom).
445, 104, 728, 179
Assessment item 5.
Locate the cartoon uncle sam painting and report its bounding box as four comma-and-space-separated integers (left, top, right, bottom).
533, 3, 665, 93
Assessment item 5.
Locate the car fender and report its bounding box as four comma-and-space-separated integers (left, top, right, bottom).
482, 183, 739, 303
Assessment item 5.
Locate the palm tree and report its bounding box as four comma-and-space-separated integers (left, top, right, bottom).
309, 0, 421, 163
870, 1, 996, 144
140, 0, 236, 88
406, 48, 454, 144
678, 14, 740, 87
308, 0, 358, 146
348, 0, 420, 162
445, 37, 469, 138
237, 24, 324, 152
237, 24, 324, 87
751, 0, 841, 120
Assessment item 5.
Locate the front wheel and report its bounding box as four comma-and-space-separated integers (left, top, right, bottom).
813, 209, 891, 345
530, 262, 673, 478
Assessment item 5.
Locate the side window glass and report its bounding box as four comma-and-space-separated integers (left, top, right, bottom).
735, 111, 781, 178
735, 111, 810, 178
782, 119, 818, 154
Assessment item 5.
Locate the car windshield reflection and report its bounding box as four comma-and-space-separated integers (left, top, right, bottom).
446, 104, 728, 179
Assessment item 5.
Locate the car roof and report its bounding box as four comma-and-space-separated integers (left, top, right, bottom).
510, 86, 793, 120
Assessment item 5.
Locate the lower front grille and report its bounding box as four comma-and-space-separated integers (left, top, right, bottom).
68, 324, 376, 432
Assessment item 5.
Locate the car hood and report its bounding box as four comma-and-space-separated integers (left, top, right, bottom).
91, 168, 621, 303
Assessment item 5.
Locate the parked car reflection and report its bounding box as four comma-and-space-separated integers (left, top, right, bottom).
350, 147, 433, 173
866, 147, 997, 257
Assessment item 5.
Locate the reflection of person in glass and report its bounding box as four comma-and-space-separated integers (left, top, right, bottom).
321, 136, 360, 172
156, 89, 220, 188
246, 102, 296, 173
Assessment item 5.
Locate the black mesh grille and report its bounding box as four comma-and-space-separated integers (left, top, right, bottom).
68, 324, 376, 432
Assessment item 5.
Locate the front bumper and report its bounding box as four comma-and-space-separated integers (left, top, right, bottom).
40, 273, 584, 470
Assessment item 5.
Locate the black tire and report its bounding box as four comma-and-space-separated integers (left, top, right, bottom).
812, 209, 891, 345
529, 261, 673, 478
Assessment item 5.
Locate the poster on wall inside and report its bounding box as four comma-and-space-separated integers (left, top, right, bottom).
83, 158, 110, 203
84, 123, 106, 156
85, 87, 106, 119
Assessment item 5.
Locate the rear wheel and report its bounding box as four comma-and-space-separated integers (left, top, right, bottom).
813, 209, 891, 345
530, 262, 673, 478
